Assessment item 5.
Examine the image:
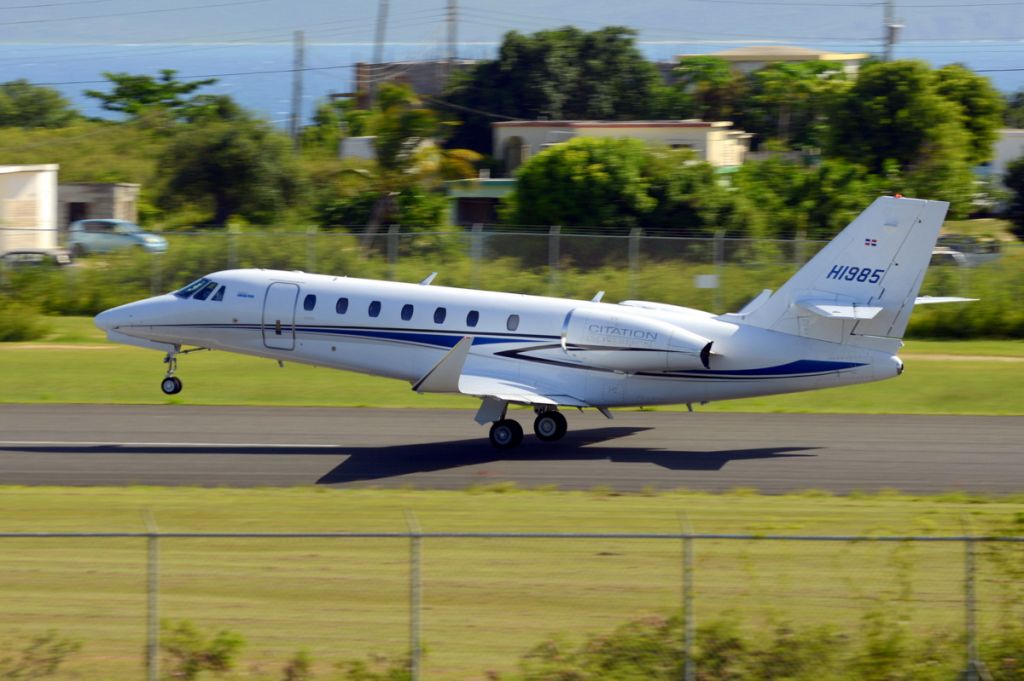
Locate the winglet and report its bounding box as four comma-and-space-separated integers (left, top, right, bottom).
412, 336, 473, 393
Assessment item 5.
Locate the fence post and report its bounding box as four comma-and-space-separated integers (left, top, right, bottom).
679, 514, 695, 681
629, 228, 641, 299
388, 224, 400, 280
142, 511, 159, 681
964, 533, 981, 680
151, 253, 163, 297
405, 511, 422, 681
228, 225, 239, 269
470, 223, 483, 289
548, 225, 561, 296
713, 230, 725, 314
306, 225, 317, 273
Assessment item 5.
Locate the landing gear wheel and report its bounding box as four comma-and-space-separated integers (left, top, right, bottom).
161, 376, 182, 395
489, 419, 523, 449
533, 411, 567, 441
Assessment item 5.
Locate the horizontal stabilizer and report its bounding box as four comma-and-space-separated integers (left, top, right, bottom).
412, 336, 472, 393
796, 298, 883, 320
914, 296, 979, 305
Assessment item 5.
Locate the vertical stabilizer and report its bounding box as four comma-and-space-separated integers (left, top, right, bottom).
733, 196, 949, 352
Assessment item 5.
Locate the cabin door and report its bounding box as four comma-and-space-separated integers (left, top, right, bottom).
262, 282, 299, 350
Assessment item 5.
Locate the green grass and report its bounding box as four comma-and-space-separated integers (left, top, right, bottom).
0, 486, 1021, 679
1, 321, 1022, 413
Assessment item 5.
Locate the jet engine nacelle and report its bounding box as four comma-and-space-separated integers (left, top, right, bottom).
561, 307, 712, 372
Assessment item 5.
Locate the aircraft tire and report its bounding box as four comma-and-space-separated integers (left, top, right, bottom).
489, 419, 523, 449
534, 412, 567, 442
161, 377, 182, 395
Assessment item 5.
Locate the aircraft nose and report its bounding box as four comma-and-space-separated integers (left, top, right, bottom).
94, 305, 134, 333
94, 307, 119, 332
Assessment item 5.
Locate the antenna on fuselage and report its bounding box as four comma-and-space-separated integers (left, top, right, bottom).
420, 272, 438, 285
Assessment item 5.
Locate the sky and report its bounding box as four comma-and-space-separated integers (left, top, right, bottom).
1, 0, 1022, 47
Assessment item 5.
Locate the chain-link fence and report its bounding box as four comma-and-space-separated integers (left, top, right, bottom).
1, 530, 1021, 680
2, 225, 1020, 337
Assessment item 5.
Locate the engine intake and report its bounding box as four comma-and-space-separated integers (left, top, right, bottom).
561, 307, 712, 372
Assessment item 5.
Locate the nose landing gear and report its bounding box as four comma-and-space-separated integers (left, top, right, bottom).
161, 347, 183, 395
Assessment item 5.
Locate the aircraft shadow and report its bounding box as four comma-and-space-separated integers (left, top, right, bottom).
1, 429, 818, 484
315, 428, 819, 484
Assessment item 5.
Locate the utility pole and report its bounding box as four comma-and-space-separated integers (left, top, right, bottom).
290, 29, 305, 149
371, 0, 390, 106
883, 0, 903, 62
446, 0, 457, 77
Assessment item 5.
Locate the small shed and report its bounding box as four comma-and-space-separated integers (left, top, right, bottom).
58, 182, 140, 230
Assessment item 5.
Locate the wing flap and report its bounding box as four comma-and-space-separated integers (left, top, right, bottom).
458, 374, 591, 408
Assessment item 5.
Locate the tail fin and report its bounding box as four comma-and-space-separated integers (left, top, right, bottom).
732, 196, 949, 352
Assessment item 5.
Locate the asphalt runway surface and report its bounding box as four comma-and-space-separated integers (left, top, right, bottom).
0, 404, 1020, 493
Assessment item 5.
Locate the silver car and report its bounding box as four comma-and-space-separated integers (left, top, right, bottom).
68, 219, 167, 256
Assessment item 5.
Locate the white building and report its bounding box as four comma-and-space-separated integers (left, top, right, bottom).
987, 128, 1024, 180
0, 164, 58, 253
492, 120, 752, 175
678, 45, 869, 77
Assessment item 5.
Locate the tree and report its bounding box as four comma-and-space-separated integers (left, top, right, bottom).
321, 83, 478, 238
933, 63, 1005, 165
1005, 90, 1024, 128
84, 69, 217, 119
733, 157, 889, 239
827, 60, 958, 173
1003, 156, 1024, 240
445, 26, 675, 154
745, 61, 850, 148
0, 80, 78, 128
158, 114, 303, 227
506, 137, 729, 235
673, 56, 746, 122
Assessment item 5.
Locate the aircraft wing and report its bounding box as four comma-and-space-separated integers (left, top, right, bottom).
458, 374, 592, 408
411, 336, 591, 407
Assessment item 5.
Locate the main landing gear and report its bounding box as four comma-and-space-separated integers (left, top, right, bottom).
486, 408, 569, 449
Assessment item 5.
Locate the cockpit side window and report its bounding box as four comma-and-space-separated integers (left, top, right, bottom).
192, 281, 219, 301
174, 278, 209, 299
211, 285, 226, 302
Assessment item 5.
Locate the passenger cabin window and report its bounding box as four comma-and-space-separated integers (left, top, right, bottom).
401, 304, 414, 321
303, 294, 316, 311
192, 281, 219, 301
336, 297, 349, 314
368, 301, 382, 318
212, 286, 226, 302
434, 307, 447, 324
466, 310, 479, 327
506, 314, 520, 331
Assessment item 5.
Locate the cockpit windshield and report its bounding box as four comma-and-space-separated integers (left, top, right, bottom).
174, 277, 226, 301
174, 278, 210, 299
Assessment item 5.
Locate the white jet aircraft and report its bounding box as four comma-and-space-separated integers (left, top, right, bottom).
95, 196, 971, 448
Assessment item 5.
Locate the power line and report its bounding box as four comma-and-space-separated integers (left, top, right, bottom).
0, 0, 113, 10
0, 0, 271, 26
31, 62, 355, 86
421, 95, 524, 121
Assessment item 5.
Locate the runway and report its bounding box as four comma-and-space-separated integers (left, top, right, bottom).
0, 405, 1020, 493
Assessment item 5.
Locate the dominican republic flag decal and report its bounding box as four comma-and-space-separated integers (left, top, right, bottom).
864, 238, 878, 247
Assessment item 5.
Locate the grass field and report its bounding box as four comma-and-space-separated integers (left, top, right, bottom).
1, 318, 1022, 414
0, 486, 1022, 679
